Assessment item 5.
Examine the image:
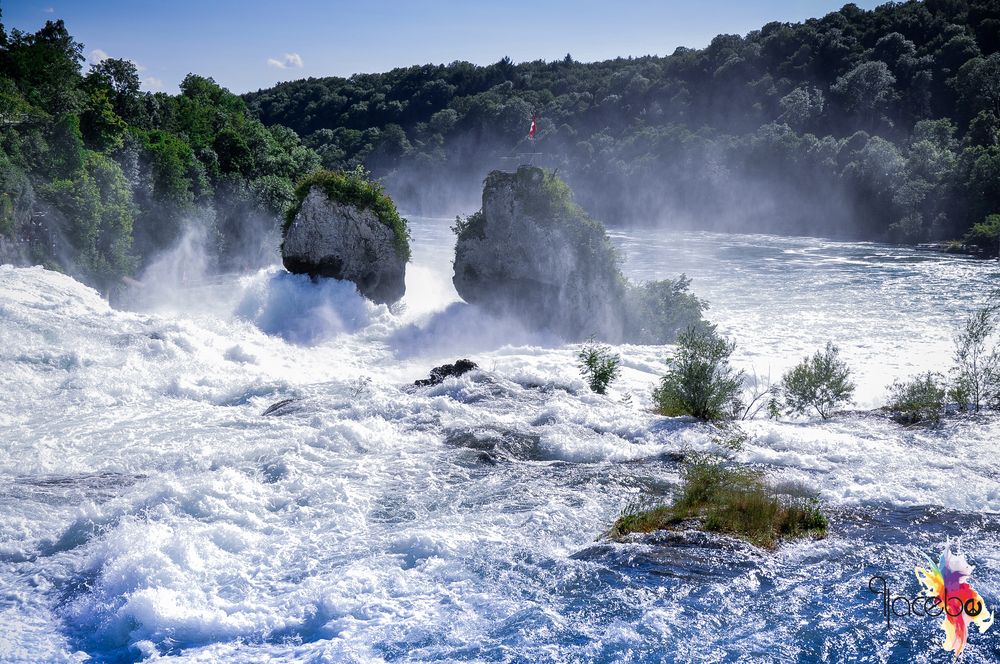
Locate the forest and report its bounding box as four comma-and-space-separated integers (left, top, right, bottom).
0, 16, 320, 292
247, 0, 1000, 242
1, 1, 999, 294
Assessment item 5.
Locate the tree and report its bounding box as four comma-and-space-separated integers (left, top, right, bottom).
4, 20, 84, 114
780, 343, 855, 419
778, 86, 824, 128
577, 339, 621, 395
954, 54, 1000, 121
951, 296, 1000, 412
85, 57, 144, 125
831, 61, 897, 126
653, 326, 744, 421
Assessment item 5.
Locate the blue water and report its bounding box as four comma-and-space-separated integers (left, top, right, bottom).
1, 223, 998, 662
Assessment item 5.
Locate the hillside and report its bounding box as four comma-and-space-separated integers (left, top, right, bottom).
245, 0, 1000, 241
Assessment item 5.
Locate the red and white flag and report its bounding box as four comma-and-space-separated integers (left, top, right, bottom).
528, 115, 537, 139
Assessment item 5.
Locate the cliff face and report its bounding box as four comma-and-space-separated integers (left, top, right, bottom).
283, 187, 407, 304
453, 166, 628, 341
453, 166, 706, 343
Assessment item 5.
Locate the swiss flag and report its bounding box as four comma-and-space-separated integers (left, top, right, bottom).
528, 115, 537, 139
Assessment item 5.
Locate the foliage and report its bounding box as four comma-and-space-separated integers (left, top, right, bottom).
609, 455, 828, 548
451, 210, 485, 240
963, 213, 1000, 256
653, 326, 744, 421
887, 372, 946, 425
577, 339, 621, 395
283, 166, 411, 260
951, 296, 1000, 412
780, 342, 855, 419
0, 19, 322, 289
625, 276, 707, 344
739, 369, 780, 420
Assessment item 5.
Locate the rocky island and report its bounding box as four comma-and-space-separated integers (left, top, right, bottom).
453, 166, 705, 342
282, 169, 410, 304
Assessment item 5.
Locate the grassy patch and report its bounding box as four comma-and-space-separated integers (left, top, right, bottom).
284, 167, 410, 260
609, 456, 828, 548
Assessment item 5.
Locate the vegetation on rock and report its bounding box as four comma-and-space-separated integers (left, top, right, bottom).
284, 166, 411, 260
454, 166, 706, 343
577, 339, 621, 395
653, 326, 744, 421
951, 294, 1000, 412
609, 454, 828, 548
780, 342, 856, 419
887, 372, 947, 424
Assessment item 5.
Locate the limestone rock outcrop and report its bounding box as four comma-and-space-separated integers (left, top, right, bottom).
453, 166, 628, 340
452, 166, 706, 343
282, 171, 409, 304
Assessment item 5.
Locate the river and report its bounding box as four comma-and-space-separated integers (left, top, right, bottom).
1, 218, 998, 662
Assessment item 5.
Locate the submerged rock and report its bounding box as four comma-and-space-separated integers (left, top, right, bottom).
414, 359, 478, 386
282, 170, 409, 304
452, 166, 704, 343
261, 398, 298, 416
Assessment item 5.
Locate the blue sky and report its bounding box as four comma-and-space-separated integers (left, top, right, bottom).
5, 1, 883, 94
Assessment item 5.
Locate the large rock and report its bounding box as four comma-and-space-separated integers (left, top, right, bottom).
452, 166, 705, 343
282, 172, 409, 304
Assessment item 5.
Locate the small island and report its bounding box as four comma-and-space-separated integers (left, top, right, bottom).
453, 166, 705, 343
609, 456, 829, 549
282, 169, 411, 304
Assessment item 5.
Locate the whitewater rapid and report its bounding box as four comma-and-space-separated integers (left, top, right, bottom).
1, 221, 999, 662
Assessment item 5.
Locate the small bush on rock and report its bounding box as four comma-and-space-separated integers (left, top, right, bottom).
609, 455, 828, 548
951, 297, 1000, 412
780, 342, 854, 419
887, 372, 946, 424
653, 326, 744, 421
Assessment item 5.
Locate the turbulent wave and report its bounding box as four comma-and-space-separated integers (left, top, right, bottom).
1, 222, 999, 662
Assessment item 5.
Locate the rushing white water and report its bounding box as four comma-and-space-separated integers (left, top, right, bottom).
2, 220, 999, 663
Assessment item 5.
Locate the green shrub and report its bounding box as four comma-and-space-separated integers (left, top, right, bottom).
653, 326, 744, 421
951, 297, 1000, 412
887, 372, 946, 424
284, 166, 410, 260
780, 342, 855, 419
577, 339, 621, 395
609, 455, 828, 548
451, 210, 485, 241
963, 214, 1000, 256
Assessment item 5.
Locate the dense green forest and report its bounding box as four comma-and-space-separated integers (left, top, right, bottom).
1, 1, 999, 295
247, 0, 1000, 243
0, 15, 320, 292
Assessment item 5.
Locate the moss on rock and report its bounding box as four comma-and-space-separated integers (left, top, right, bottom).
284, 168, 410, 261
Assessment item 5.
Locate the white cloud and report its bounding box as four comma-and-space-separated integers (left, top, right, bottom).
88, 48, 148, 73
142, 77, 164, 91
267, 52, 304, 69
43, 7, 54, 13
